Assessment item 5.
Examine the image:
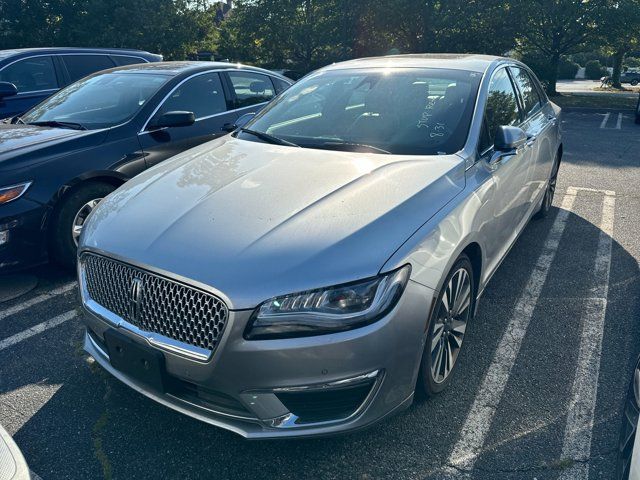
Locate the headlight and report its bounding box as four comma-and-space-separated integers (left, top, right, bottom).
0, 182, 32, 204
244, 265, 411, 340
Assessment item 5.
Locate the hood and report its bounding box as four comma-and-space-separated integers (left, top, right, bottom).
81, 137, 465, 309
0, 124, 103, 170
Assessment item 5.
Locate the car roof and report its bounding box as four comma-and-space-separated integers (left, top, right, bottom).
0, 47, 160, 62
99, 61, 291, 80
320, 53, 509, 73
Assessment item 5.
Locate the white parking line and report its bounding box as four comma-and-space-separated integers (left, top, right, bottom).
0, 310, 77, 352
599, 113, 610, 129
446, 189, 577, 473
558, 191, 615, 480
616, 113, 623, 130
0, 282, 76, 322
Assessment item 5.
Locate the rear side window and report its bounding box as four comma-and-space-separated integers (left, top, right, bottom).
0, 56, 58, 93
62, 55, 115, 82
111, 56, 146, 66
227, 71, 275, 108
153, 72, 226, 122
479, 68, 521, 152
509, 67, 542, 119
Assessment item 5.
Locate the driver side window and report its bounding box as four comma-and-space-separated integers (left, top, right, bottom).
478, 68, 521, 153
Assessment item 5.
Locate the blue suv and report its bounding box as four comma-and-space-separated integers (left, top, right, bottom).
0, 48, 162, 118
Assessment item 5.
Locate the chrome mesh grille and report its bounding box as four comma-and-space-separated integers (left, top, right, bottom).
82, 253, 228, 352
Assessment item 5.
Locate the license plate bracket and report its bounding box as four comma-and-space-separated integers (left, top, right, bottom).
104, 328, 166, 392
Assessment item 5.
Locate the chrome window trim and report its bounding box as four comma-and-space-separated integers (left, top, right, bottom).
139, 68, 286, 134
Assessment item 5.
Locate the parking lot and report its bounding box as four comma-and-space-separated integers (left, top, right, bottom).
0, 110, 638, 479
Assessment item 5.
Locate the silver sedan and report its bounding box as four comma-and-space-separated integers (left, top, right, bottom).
78, 54, 562, 438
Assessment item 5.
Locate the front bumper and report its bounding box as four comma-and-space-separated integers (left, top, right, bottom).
81, 278, 433, 439
0, 198, 49, 272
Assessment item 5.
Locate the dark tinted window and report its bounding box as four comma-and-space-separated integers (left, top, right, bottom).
509, 67, 542, 118
0, 56, 58, 93
111, 55, 146, 66
480, 68, 521, 152
271, 76, 291, 94
154, 72, 226, 121
228, 72, 275, 108
62, 55, 115, 82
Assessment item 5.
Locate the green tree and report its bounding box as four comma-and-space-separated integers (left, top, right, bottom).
600, 0, 640, 88
513, 0, 608, 95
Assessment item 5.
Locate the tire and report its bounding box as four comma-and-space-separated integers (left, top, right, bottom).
630, 79, 639, 86
418, 254, 475, 397
534, 151, 561, 220
50, 182, 115, 269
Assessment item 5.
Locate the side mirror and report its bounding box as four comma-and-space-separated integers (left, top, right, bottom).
0, 82, 18, 99
222, 112, 256, 133
488, 126, 527, 167
149, 111, 195, 129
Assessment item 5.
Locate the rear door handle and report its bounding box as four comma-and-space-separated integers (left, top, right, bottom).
547, 115, 557, 125
526, 135, 537, 147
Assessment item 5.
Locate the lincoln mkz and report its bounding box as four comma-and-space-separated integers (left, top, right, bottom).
78, 54, 562, 438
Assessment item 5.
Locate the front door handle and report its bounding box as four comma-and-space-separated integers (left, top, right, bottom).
547, 115, 557, 125
526, 135, 537, 147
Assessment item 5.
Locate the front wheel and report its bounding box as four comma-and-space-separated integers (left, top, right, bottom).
418, 254, 475, 396
50, 182, 115, 269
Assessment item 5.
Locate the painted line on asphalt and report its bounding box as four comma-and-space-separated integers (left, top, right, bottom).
445, 188, 577, 473
616, 113, 623, 130
570, 187, 616, 196
0, 310, 77, 352
0, 282, 76, 322
599, 112, 610, 129
558, 191, 615, 480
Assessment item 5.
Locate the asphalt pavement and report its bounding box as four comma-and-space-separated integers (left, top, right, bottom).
0, 110, 638, 479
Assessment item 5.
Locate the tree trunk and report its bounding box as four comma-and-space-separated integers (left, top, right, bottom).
547, 52, 560, 96
611, 47, 626, 89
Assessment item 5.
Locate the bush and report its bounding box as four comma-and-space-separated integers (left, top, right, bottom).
558, 58, 580, 79
585, 60, 607, 80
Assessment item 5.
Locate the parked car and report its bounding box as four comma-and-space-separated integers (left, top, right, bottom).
0, 61, 292, 271
78, 54, 561, 439
0, 47, 162, 118
622, 70, 640, 86
0, 424, 30, 480
617, 356, 640, 480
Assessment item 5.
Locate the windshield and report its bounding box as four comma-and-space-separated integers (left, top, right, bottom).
21, 72, 169, 129
238, 68, 482, 155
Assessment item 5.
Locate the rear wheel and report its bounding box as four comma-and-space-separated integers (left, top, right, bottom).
50, 182, 115, 269
630, 79, 639, 86
418, 254, 474, 396
534, 152, 560, 220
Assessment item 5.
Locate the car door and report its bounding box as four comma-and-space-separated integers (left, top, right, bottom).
478, 67, 531, 263
0, 55, 61, 118
509, 66, 555, 213
138, 71, 235, 168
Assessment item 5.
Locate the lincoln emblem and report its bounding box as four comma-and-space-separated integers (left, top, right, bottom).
128, 277, 144, 322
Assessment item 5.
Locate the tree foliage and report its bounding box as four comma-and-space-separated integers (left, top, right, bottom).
0, 0, 221, 59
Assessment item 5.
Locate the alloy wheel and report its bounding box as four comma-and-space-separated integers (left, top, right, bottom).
71, 198, 102, 246
430, 267, 472, 384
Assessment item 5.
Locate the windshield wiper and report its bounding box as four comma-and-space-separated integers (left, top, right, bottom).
9, 116, 25, 125
239, 128, 299, 147
312, 141, 391, 154
28, 120, 87, 131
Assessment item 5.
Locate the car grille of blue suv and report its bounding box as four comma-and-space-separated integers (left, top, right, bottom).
81, 253, 228, 352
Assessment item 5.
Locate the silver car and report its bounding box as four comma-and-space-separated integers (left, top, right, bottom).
78, 54, 562, 439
